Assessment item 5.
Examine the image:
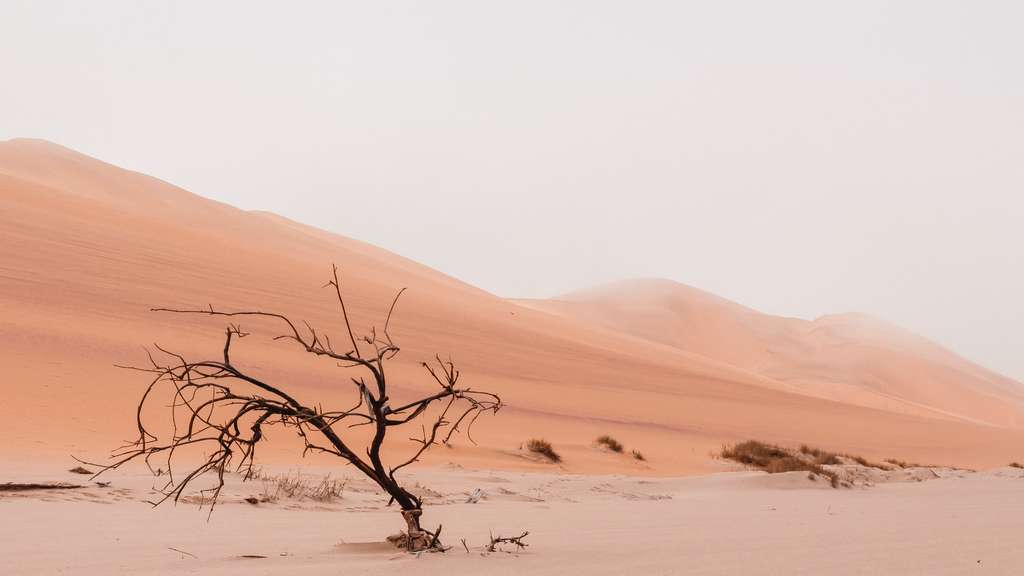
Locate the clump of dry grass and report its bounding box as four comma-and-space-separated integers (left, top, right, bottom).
722, 441, 841, 488
723, 440, 907, 488
799, 444, 890, 469
1009, 462, 1024, 469
798, 444, 841, 465
846, 454, 890, 470
884, 458, 924, 469
68, 466, 94, 475
248, 470, 347, 503
526, 438, 561, 463
631, 449, 646, 461
307, 476, 347, 501
595, 435, 624, 453
722, 440, 788, 467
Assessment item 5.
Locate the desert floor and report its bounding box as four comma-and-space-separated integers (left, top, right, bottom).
4, 462, 1024, 575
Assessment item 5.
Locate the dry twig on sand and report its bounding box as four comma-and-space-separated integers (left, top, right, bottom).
0, 482, 83, 492
486, 531, 530, 553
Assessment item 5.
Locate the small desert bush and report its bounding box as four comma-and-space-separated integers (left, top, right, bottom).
596, 435, 624, 453
526, 438, 561, 463
1009, 462, 1024, 469
722, 440, 790, 467
631, 449, 646, 461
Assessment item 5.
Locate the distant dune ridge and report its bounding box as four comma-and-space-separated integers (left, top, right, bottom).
520, 279, 1024, 428
2, 138, 1024, 473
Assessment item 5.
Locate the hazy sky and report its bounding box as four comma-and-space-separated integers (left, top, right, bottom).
2, 1, 1022, 378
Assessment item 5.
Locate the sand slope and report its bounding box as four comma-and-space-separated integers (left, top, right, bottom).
2, 138, 1023, 473
520, 279, 1024, 427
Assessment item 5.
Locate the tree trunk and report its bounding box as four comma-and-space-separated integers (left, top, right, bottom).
396, 508, 431, 551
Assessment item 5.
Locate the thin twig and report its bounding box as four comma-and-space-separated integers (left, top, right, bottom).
168, 547, 197, 559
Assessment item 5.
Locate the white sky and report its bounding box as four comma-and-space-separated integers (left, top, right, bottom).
2, 1, 1022, 379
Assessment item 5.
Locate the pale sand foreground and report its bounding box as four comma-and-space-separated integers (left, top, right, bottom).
3, 464, 1024, 575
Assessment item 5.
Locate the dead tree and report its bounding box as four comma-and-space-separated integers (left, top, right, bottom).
93, 266, 501, 552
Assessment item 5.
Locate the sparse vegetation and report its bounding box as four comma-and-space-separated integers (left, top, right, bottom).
799, 444, 842, 465
68, 466, 94, 475
596, 435, 624, 453
723, 440, 788, 467
527, 438, 561, 463
1009, 462, 1024, 469
846, 454, 889, 470
722, 440, 841, 488
884, 458, 923, 468
722, 440, 918, 488
631, 449, 646, 461
799, 444, 889, 469
249, 470, 347, 503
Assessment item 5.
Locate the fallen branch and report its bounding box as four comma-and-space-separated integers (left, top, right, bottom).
0, 482, 83, 492
486, 531, 529, 552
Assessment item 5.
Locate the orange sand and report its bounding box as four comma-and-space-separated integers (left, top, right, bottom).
2, 138, 1023, 474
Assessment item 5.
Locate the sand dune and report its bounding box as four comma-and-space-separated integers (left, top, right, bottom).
2, 138, 1024, 474
521, 278, 1024, 427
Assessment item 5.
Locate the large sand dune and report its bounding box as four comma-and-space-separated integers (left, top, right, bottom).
2, 138, 1023, 473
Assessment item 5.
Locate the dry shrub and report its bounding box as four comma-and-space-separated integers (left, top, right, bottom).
526, 439, 561, 463
596, 435, 624, 453
631, 449, 646, 461
722, 440, 790, 467
68, 466, 94, 475
1009, 462, 1024, 469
